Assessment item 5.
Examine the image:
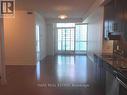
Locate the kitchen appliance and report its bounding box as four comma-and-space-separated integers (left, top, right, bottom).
116, 77, 127, 95
116, 66, 127, 95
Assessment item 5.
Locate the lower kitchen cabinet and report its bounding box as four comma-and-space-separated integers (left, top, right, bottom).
94, 55, 106, 93
94, 54, 120, 95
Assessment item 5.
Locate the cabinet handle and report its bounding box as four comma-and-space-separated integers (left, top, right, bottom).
113, 70, 118, 77
113, 70, 117, 74
116, 77, 127, 89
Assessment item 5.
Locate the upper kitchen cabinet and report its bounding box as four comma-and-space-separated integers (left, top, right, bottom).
122, 0, 127, 47
104, 0, 124, 40
104, 0, 114, 39
114, 0, 123, 33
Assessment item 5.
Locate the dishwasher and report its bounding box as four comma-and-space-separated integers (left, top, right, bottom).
116, 77, 127, 95
105, 70, 119, 95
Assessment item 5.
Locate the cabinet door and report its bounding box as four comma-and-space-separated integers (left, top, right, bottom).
106, 71, 119, 95
104, 2, 110, 38
104, 0, 116, 39
100, 62, 106, 93
114, 0, 123, 33
94, 55, 102, 85
122, 0, 127, 46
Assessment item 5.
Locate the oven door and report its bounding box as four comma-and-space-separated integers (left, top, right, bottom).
116, 77, 127, 95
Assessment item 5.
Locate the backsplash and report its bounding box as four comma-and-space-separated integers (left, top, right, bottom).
103, 40, 114, 54
113, 40, 127, 59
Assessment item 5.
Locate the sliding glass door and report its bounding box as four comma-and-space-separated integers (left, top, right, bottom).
57, 28, 75, 53
57, 23, 87, 54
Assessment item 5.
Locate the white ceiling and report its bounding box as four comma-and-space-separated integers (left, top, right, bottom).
16, 0, 95, 19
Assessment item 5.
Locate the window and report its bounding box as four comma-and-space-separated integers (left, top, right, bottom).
56, 23, 88, 54
75, 24, 87, 51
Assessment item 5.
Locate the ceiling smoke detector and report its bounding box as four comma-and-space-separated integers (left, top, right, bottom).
58, 15, 68, 19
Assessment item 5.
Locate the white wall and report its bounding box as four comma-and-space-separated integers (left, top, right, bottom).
0, 18, 6, 84
35, 13, 47, 60
47, 23, 55, 55
46, 19, 83, 55
0, 18, 3, 81
84, 0, 113, 61
4, 11, 36, 65
84, 7, 104, 62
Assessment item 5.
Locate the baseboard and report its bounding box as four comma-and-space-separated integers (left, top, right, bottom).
5, 61, 36, 66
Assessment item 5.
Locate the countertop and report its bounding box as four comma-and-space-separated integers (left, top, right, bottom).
94, 53, 127, 83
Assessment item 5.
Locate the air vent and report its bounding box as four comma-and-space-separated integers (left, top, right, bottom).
27, 11, 33, 15
100, 0, 112, 6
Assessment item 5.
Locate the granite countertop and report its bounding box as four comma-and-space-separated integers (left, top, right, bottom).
95, 53, 127, 81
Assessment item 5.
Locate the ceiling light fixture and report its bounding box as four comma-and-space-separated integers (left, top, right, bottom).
58, 15, 68, 20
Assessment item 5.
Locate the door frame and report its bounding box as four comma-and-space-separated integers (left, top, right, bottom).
55, 23, 88, 55
56, 27, 75, 54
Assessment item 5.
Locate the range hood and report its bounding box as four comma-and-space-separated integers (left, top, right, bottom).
108, 32, 121, 40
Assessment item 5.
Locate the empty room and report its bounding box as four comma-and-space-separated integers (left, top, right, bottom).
0, 0, 127, 95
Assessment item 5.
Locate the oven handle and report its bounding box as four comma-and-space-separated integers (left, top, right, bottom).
116, 77, 127, 89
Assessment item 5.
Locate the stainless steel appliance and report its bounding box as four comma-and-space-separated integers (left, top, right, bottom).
116, 77, 127, 95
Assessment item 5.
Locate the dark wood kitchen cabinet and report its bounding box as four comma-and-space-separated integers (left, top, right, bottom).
104, 0, 127, 57
94, 55, 101, 84
94, 55, 106, 94
104, 0, 114, 39
122, 0, 127, 46
104, 0, 124, 40
114, 0, 123, 33
94, 54, 120, 95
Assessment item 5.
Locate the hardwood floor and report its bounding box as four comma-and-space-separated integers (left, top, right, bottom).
0, 55, 104, 95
